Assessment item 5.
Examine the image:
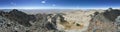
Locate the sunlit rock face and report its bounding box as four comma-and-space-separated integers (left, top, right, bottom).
115, 16, 120, 31
116, 16, 120, 22
55, 11, 96, 32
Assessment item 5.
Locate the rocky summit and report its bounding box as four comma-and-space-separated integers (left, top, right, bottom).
0, 8, 120, 32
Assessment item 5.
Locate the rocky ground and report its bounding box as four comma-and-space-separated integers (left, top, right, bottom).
0, 8, 120, 32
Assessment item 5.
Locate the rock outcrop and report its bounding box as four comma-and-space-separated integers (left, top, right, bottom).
86, 8, 120, 32
0, 8, 120, 32
103, 8, 120, 21
0, 9, 36, 27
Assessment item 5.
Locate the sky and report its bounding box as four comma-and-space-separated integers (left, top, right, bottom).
0, 0, 120, 9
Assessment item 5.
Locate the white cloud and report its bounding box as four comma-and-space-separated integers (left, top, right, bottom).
41, 1, 46, 4
52, 4, 56, 6
10, 2, 16, 6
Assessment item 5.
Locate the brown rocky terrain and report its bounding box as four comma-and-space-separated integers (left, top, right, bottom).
0, 8, 120, 32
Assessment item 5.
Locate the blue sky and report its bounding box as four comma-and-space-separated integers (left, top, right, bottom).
0, 0, 119, 9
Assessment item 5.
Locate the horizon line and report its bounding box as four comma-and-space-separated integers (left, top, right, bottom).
0, 7, 119, 9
